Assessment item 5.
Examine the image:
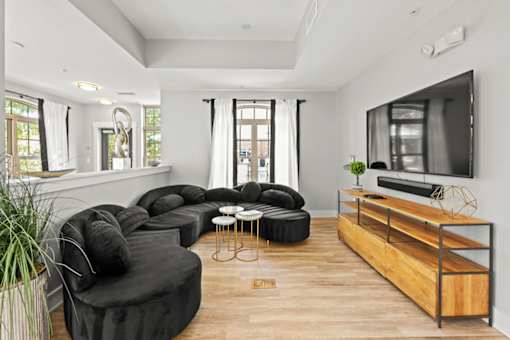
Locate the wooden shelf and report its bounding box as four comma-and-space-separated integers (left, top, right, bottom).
389, 241, 488, 274
341, 189, 490, 226
341, 213, 413, 243
340, 213, 487, 274
341, 201, 488, 250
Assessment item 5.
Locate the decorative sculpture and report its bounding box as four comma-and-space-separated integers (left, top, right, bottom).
112, 107, 133, 170
431, 185, 478, 219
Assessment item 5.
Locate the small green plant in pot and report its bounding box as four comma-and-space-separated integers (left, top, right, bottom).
350, 161, 366, 191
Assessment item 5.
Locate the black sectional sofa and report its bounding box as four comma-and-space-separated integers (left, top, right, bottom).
137, 182, 310, 246
60, 182, 309, 340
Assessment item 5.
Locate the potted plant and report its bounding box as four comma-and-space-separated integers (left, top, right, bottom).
350, 161, 366, 191
0, 173, 55, 339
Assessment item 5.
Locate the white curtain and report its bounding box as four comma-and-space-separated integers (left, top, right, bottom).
369, 105, 391, 168
208, 99, 234, 188
43, 100, 69, 171
274, 99, 299, 190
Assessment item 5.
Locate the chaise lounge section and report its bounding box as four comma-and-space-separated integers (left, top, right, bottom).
60, 205, 201, 340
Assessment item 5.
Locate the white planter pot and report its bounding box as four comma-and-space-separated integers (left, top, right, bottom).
0, 271, 49, 340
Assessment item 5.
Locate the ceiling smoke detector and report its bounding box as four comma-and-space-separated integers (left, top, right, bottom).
241, 24, 252, 31
409, 8, 420, 16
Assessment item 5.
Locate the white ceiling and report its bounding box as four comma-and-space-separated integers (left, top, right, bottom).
5, 0, 458, 104
111, 0, 310, 41
5, 0, 159, 105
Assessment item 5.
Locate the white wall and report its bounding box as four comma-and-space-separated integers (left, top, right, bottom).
335, 0, 510, 334
161, 90, 339, 215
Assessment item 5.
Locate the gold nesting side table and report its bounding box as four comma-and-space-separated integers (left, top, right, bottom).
235, 210, 264, 262
211, 216, 237, 262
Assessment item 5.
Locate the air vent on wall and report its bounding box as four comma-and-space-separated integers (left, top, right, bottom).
117, 91, 136, 96
304, 0, 318, 36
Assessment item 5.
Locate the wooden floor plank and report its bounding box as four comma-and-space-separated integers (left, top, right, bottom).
50, 218, 506, 339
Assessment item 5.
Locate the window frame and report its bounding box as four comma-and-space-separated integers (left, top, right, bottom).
235, 100, 273, 184
4, 97, 42, 176
143, 105, 161, 167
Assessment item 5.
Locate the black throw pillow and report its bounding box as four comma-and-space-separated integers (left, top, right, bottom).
205, 188, 242, 203
95, 210, 121, 231
149, 194, 185, 216
85, 220, 130, 276
241, 182, 262, 202
260, 189, 296, 210
116, 206, 150, 236
181, 185, 206, 204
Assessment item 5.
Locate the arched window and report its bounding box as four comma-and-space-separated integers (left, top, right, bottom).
4, 97, 42, 175
236, 100, 272, 183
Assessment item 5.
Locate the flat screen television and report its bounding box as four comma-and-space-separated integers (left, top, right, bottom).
367, 70, 474, 178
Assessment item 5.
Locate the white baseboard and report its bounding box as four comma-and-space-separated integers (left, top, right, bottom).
494, 307, 510, 336
309, 210, 337, 218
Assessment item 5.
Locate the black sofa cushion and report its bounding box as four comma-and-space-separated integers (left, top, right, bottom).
94, 210, 121, 231
61, 205, 125, 293
149, 194, 185, 216
85, 220, 131, 276
142, 212, 196, 248
240, 181, 262, 202
116, 206, 150, 236
259, 189, 296, 209
205, 188, 242, 203
181, 185, 206, 204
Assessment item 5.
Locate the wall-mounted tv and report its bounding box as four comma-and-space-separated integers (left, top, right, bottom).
367, 70, 474, 178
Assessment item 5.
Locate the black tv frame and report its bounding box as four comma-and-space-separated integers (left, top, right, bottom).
366, 70, 475, 179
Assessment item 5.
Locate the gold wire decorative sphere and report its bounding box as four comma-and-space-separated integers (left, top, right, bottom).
431, 185, 478, 219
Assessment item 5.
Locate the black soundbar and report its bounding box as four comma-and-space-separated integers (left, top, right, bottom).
377, 176, 442, 198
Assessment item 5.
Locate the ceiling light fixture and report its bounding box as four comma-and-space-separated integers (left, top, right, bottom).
74, 81, 101, 92
10, 40, 25, 48
97, 98, 115, 105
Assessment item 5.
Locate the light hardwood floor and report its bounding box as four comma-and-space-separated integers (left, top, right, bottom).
51, 218, 506, 339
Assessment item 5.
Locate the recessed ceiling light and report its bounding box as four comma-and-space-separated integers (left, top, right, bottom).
74, 81, 101, 92
10, 40, 25, 48
241, 24, 252, 30
409, 8, 420, 16
97, 98, 115, 105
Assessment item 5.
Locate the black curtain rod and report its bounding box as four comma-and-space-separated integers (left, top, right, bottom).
203, 98, 306, 103
5, 89, 42, 102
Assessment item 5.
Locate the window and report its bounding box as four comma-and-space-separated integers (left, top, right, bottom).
236, 101, 272, 184
143, 106, 161, 166
4, 97, 42, 175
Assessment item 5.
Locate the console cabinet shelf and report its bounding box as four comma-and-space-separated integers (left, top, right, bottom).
337, 189, 493, 328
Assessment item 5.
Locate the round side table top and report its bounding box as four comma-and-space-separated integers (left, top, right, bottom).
235, 210, 263, 221
212, 216, 237, 226
219, 206, 245, 215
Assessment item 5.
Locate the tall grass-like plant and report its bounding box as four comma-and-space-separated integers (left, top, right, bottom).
0, 173, 55, 339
